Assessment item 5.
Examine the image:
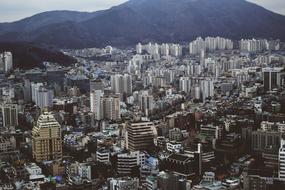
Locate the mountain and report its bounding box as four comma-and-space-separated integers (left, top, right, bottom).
0, 42, 76, 69
0, 0, 285, 48
0, 11, 97, 34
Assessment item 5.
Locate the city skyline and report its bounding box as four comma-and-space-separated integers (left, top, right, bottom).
0, 0, 284, 22
0, 0, 285, 189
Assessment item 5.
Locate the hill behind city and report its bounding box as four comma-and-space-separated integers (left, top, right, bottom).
0, 0, 285, 48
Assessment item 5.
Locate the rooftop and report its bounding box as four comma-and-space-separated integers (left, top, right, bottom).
168, 153, 192, 162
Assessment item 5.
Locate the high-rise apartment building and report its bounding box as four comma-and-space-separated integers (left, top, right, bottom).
126, 122, 156, 151
111, 74, 123, 94
279, 139, 285, 181
31, 83, 54, 109
189, 37, 206, 55
200, 78, 214, 101
111, 74, 133, 95
139, 94, 154, 117
123, 74, 133, 95
189, 37, 233, 55
179, 77, 192, 93
169, 44, 182, 57
160, 44, 169, 56
136, 43, 142, 54
37, 87, 54, 109
240, 39, 269, 52
32, 112, 62, 162
90, 91, 121, 121
90, 90, 103, 120
0, 103, 18, 130
135, 42, 182, 57
263, 67, 284, 92
101, 95, 121, 121
0, 52, 13, 73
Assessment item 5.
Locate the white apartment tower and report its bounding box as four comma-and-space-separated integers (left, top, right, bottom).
90, 90, 103, 120
31, 83, 53, 109
279, 139, 285, 181
0, 52, 13, 73
160, 43, 169, 56
101, 95, 121, 121
37, 87, 54, 109
111, 74, 133, 95
179, 77, 192, 93
136, 43, 142, 54
201, 78, 214, 101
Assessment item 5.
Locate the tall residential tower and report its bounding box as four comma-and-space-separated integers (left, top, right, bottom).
32, 112, 62, 162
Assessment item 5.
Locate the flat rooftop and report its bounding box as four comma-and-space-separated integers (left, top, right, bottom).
168, 153, 192, 162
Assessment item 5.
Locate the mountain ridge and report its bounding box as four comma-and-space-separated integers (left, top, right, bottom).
0, 0, 284, 48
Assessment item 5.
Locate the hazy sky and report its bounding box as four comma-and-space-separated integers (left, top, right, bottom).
0, 0, 284, 22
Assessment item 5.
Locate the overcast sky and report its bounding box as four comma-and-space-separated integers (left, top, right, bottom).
0, 0, 284, 22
